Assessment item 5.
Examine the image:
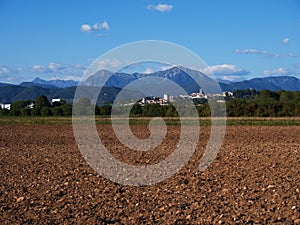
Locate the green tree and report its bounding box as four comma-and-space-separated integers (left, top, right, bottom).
295, 103, 300, 116
233, 89, 258, 99
256, 90, 280, 101
100, 104, 112, 116
41, 107, 52, 116
279, 91, 295, 104
226, 99, 247, 117
11, 100, 31, 111
52, 107, 63, 116
73, 98, 94, 116
255, 100, 279, 117
130, 104, 142, 116
10, 100, 31, 116
9, 108, 21, 116
0, 108, 9, 116
143, 104, 164, 117
95, 105, 101, 115
164, 105, 178, 117
20, 108, 31, 116
61, 104, 72, 116
279, 102, 294, 116
34, 95, 51, 110
31, 108, 41, 116
244, 100, 258, 116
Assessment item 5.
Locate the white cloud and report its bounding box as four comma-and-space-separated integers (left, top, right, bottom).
201, 64, 249, 76
236, 48, 299, 58
286, 53, 298, 58
31, 65, 45, 73
235, 49, 263, 54
0, 63, 87, 84
64, 75, 82, 81
92, 23, 100, 30
81, 20, 109, 33
282, 37, 289, 44
81, 24, 92, 32
31, 63, 86, 76
16, 67, 23, 72
48, 62, 63, 71
93, 59, 121, 71
92, 21, 109, 31
219, 75, 243, 82
263, 68, 294, 76
0, 65, 10, 75
50, 75, 81, 81
147, 3, 173, 12
0, 65, 25, 83
101, 20, 109, 30
235, 49, 280, 58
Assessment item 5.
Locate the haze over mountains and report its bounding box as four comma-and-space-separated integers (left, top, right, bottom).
1, 66, 300, 103
24, 67, 300, 92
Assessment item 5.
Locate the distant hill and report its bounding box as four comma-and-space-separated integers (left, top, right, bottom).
221, 76, 300, 92
20, 77, 79, 88
0, 82, 15, 87
0, 85, 142, 105
0, 85, 25, 103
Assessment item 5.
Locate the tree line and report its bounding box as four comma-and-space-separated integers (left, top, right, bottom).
227, 89, 300, 117
1, 89, 300, 117
0, 95, 72, 117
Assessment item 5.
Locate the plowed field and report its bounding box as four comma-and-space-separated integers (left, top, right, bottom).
0, 125, 299, 224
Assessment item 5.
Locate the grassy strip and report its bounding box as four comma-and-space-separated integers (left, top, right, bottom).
1, 116, 300, 126
0, 116, 72, 125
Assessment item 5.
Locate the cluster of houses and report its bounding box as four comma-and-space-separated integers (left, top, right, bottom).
140, 94, 170, 106
0, 98, 62, 111
138, 89, 233, 106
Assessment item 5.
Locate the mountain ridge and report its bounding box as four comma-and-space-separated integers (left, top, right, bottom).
20, 77, 79, 88
222, 76, 300, 92
10, 67, 300, 92
1, 67, 300, 103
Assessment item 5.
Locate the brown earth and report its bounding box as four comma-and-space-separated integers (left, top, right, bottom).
0, 124, 299, 224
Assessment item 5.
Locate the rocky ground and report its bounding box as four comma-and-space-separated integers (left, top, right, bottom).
0, 124, 299, 224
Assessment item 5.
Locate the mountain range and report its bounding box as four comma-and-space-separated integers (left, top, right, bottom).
1, 66, 300, 103
20, 77, 79, 89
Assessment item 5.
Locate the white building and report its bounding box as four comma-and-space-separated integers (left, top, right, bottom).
51, 98, 61, 103
0, 103, 11, 110
163, 94, 169, 101
26, 102, 34, 109
223, 91, 233, 97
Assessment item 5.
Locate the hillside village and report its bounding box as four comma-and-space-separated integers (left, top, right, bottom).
135, 89, 233, 106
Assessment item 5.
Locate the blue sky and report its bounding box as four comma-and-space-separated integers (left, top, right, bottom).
0, 0, 300, 84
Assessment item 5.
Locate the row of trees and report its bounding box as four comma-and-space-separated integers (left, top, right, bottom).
227, 89, 300, 117
0, 96, 72, 117
1, 90, 300, 117
0, 96, 114, 117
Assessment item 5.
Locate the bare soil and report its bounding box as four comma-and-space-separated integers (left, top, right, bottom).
0, 125, 299, 224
